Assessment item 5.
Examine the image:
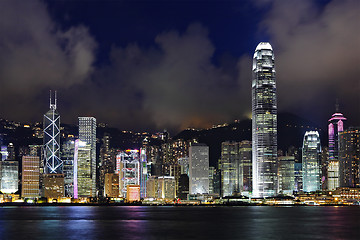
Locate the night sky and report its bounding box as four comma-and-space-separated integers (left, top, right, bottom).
0, 0, 358, 133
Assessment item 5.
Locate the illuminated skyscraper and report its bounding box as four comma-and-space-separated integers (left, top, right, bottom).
302, 131, 321, 192
220, 141, 239, 197
239, 140, 252, 195
339, 127, 360, 187
76, 140, 92, 197
78, 117, 96, 197
252, 42, 278, 197
21, 156, 40, 198
278, 156, 295, 195
118, 150, 140, 198
189, 143, 209, 195
43, 91, 62, 174
327, 106, 346, 190
0, 160, 18, 194
61, 139, 75, 197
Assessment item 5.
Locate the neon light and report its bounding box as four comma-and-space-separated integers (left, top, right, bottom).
73, 139, 79, 199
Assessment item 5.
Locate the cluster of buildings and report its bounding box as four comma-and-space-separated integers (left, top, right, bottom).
0, 43, 359, 205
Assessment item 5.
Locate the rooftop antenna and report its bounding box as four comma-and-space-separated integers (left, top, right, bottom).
49, 90, 57, 110
55, 90, 57, 109
335, 98, 339, 112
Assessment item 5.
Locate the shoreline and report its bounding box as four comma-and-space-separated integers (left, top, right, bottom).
1, 202, 358, 207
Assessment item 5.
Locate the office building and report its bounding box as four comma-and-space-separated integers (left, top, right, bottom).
146, 176, 158, 199
126, 185, 140, 202
158, 176, 176, 200
118, 150, 140, 198
339, 127, 360, 187
302, 131, 321, 192
21, 156, 40, 198
43, 91, 62, 174
104, 173, 119, 198
278, 156, 295, 195
99, 133, 113, 197
76, 140, 92, 197
220, 141, 239, 197
239, 140, 252, 194
252, 42, 278, 197
189, 143, 209, 195
78, 117, 96, 197
61, 139, 75, 198
0, 160, 18, 194
328, 108, 346, 190
178, 174, 189, 200
43, 174, 64, 199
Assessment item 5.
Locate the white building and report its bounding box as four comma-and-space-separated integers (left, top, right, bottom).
189, 143, 209, 194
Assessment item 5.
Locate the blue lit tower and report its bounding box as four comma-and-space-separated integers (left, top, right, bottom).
302, 131, 321, 192
43, 91, 62, 174
252, 42, 278, 197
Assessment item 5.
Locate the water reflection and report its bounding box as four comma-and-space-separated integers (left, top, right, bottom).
1, 206, 360, 240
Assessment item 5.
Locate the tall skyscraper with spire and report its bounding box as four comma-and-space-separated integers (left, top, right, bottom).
327, 101, 346, 190
252, 42, 278, 197
43, 91, 62, 174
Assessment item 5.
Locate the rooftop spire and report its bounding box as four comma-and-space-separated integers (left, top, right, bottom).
49, 90, 57, 110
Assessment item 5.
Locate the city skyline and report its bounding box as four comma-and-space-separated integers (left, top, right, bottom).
0, 0, 358, 133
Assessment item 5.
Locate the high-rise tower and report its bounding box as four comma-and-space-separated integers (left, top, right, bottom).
78, 117, 97, 197
252, 42, 278, 197
43, 91, 62, 174
302, 131, 321, 192
327, 102, 346, 190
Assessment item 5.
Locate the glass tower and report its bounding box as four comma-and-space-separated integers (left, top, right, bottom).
302, 131, 321, 192
252, 42, 278, 197
189, 143, 209, 195
339, 127, 360, 187
328, 108, 346, 190
220, 141, 240, 197
78, 117, 97, 197
43, 91, 62, 174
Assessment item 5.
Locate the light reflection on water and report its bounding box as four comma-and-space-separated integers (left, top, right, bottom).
0, 206, 360, 240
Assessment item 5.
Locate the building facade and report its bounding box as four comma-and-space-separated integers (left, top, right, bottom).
43, 91, 62, 174
76, 141, 92, 197
278, 156, 295, 195
21, 156, 40, 198
78, 117, 97, 197
328, 111, 346, 190
252, 42, 278, 197
220, 141, 240, 197
189, 143, 209, 195
339, 127, 360, 187
239, 140, 252, 195
0, 160, 18, 194
118, 150, 140, 198
302, 131, 321, 192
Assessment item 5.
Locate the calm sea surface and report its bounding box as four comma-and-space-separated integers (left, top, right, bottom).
0, 206, 360, 240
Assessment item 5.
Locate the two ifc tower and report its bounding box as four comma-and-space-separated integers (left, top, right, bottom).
252, 42, 278, 198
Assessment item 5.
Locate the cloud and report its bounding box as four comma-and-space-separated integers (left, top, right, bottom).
0, 0, 96, 121
68, 23, 250, 132
257, 0, 360, 125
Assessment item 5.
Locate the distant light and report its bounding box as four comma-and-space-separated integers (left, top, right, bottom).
126, 149, 139, 153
